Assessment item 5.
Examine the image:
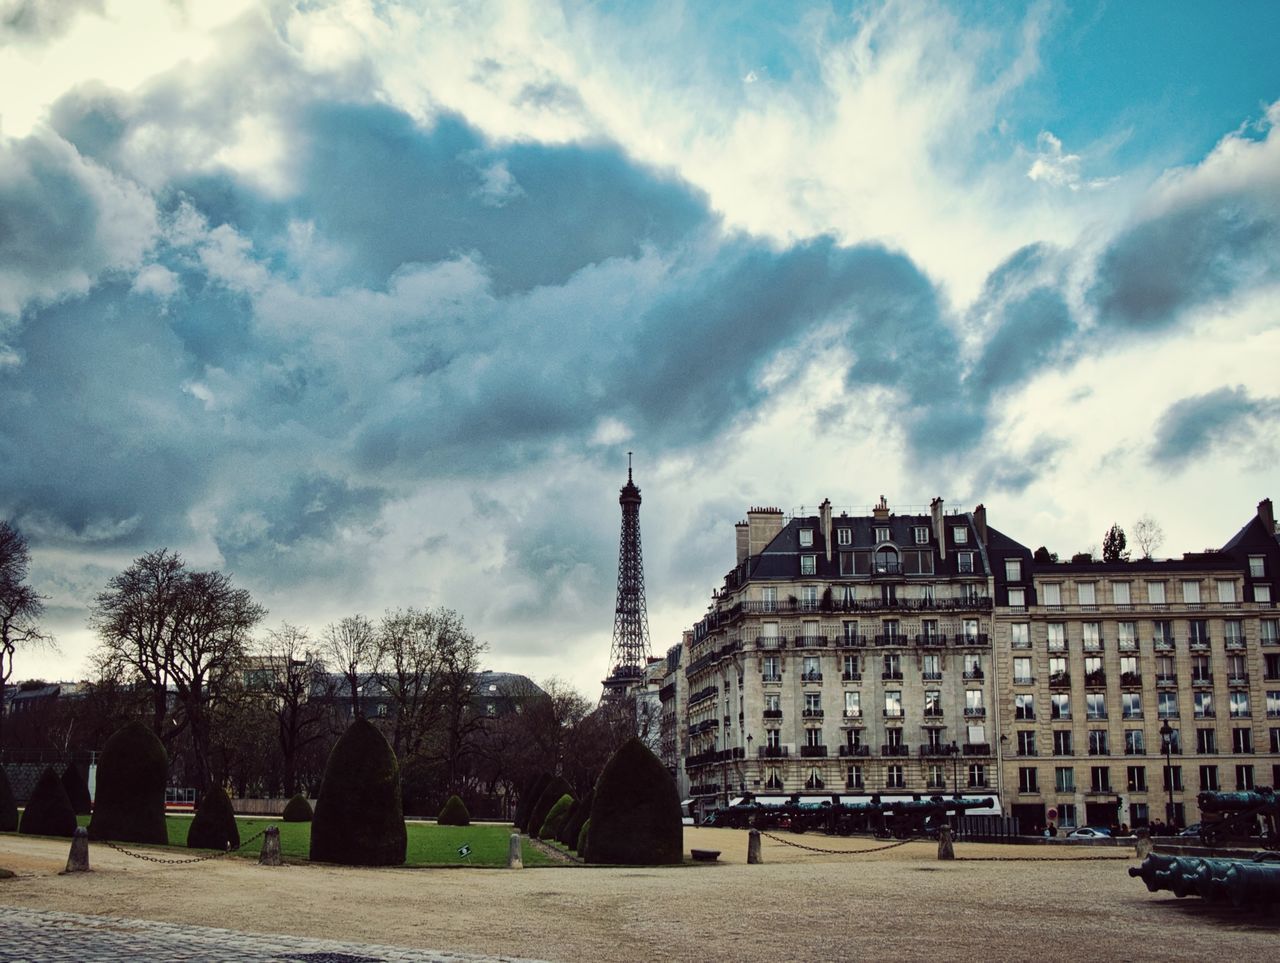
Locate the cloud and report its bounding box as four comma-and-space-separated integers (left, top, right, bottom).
0, 0, 103, 44
1026, 131, 1114, 191
1150, 386, 1280, 467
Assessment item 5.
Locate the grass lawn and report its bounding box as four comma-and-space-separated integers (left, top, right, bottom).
64, 815, 550, 867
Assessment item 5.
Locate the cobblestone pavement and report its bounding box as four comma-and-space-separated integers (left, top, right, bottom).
0, 908, 546, 963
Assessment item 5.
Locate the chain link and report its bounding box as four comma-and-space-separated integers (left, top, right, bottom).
757, 831, 1135, 861
758, 830, 914, 855
99, 829, 266, 865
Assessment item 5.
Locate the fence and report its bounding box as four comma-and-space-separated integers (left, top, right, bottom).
957, 814, 1022, 841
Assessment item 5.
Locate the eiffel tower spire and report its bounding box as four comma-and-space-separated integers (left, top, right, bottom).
602, 453, 652, 699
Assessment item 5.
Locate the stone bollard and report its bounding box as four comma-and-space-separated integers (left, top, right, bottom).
258, 826, 282, 867
1135, 827, 1153, 859
62, 827, 90, 874
937, 825, 955, 860
507, 833, 523, 870
747, 829, 762, 864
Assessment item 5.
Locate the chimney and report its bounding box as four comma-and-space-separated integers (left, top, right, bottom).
872, 495, 890, 520
819, 499, 833, 562
735, 521, 750, 564
747, 507, 785, 557
973, 504, 988, 547
1259, 498, 1276, 535
931, 497, 946, 560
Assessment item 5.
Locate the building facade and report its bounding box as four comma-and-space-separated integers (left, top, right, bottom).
670, 496, 1280, 830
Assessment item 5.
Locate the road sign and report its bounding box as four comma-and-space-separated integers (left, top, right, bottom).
457, 844, 472, 859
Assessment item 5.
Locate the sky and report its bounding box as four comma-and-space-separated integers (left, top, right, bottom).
2, 0, 1278, 699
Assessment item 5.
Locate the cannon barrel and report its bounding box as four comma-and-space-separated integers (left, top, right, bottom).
1131, 853, 1280, 906
1197, 788, 1278, 813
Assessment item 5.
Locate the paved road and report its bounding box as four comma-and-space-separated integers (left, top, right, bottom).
0, 908, 545, 963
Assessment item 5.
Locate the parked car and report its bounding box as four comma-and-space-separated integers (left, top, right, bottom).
1066, 826, 1112, 839
1178, 823, 1202, 838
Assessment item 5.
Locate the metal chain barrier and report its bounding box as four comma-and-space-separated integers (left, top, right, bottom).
758, 830, 914, 855
98, 829, 266, 865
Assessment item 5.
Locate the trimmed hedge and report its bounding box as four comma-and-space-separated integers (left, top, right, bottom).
19, 766, 77, 838
88, 720, 168, 844
560, 789, 593, 850
281, 794, 313, 822
576, 817, 591, 854
0, 766, 17, 832
584, 737, 682, 865
526, 775, 571, 844
538, 793, 575, 840
514, 772, 550, 832
187, 786, 240, 851
437, 794, 471, 827
60, 763, 93, 816
310, 718, 407, 866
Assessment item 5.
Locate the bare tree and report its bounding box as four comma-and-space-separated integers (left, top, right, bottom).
0, 520, 52, 749
431, 610, 487, 792
322, 614, 379, 719
1133, 514, 1165, 560
377, 607, 449, 757
257, 622, 337, 795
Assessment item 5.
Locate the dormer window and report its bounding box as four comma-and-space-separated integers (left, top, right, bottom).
875, 527, 890, 543
800, 555, 816, 576
914, 527, 929, 544
837, 528, 852, 546
953, 527, 968, 544
799, 529, 814, 547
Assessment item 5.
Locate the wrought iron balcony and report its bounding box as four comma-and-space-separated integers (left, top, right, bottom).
838, 744, 871, 758
1049, 672, 1071, 689
1084, 671, 1106, 687
1120, 672, 1142, 688
802, 708, 825, 718
800, 745, 828, 758
842, 708, 862, 719
800, 671, 824, 683
963, 743, 992, 756
1192, 673, 1214, 686
762, 673, 783, 683
954, 633, 990, 647
1156, 674, 1177, 686
874, 634, 905, 646
763, 708, 782, 719
922, 671, 943, 681
1189, 636, 1211, 650
963, 669, 984, 681
918, 744, 953, 758
963, 706, 986, 718
883, 709, 904, 719
794, 635, 829, 649
880, 744, 910, 757
837, 634, 868, 648
915, 633, 946, 648
757, 746, 789, 758
881, 670, 903, 681
1228, 673, 1249, 685
1225, 636, 1246, 650
1153, 637, 1175, 650
842, 671, 861, 682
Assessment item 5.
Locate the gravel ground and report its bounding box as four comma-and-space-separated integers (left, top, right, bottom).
1, 828, 1276, 962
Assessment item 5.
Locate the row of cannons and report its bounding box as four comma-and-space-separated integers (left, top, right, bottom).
705, 793, 993, 838
1131, 788, 1280, 908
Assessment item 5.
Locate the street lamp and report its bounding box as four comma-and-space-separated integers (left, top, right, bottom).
1160, 720, 1176, 828
949, 740, 960, 796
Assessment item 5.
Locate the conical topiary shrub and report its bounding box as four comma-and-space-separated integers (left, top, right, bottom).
584, 737, 682, 865
88, 720, 168, 844
576, 817, 591, 854
437, 794, 470, 827
552, 796, 579, 843
187, 786, 240, 850
60, 763, 93, 816
514, 772, 550, 832
560, 789, 593, 850
310, 718, 406, 866
19, 766, 77, 838
526, 775, 571, 844
0, 766, 17, 832
281, 793, 313, 822
538, 793, 575, 840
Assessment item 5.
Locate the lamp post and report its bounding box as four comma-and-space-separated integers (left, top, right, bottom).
949, 740, 960, 795
1160, 720, 1176, 828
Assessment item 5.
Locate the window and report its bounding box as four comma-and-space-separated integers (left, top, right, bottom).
1129, 803, 1149, 827
763, 655, 780, 681
962, 619, 980, 642
1011, 692, 1033, 721
1258, 585, 1273, 603
804, 692, 822, 713
802, 655, 821, 681
875, 527, 890, 543
846, 766, 864, 789
1273, 729, 1280, 753
842, 653, 859, 679
957, 551, 974, 574
1083, 622, 1101, 650
1225, 620, 1244, 645
837, 527, 851, 546
1017, 731, 1037, 756
1113, 581, 1131, 606
883, 652, 901, 678
1127, 766, 1147, 792
766, 729, 781, 749
1271, 691, 1280, 718
1088, 730, 1109, 756
1053, 730, 1074, 756
1194, 691, 1214, 718
963, 652, 983, 678
914, 527, 929, 544
1148, 581, 1166, 605
1227, 653, 1246, 681
954, 527, 968, 544
1054, 767, 1075, 792
965, 689, 984, 713
1182, 580, 1201, 604
886, 765, 905, 789
1232, 728, 1253, 753
1196, 728, 1216, 754
1078, 582, 1096, 606
844, 691, 861, 717
805, 728, 824, 748
1051, 693, 1070, 720
800, 555, 816, 575
884, 690, 902, 717
924, 689, 942, 716
1011, 623, 1030, 649
1199, 765, 1219, 791
1044, 584, 1062, 607
1090, 767, 1111, 792
765, 693, 781, 713
1047, 623, 1066, 651
1237, 765, 1255, 791
1008, 587, 1026, 607
1118, 621, 1137, 648
1229, 691, 1250, 718
927, 763, 945, 789
1154, 619, 1174, 645
1158, 691, 1179, 719
1058, 803, 1078, 828
923, 654, 941, 680
800, 586, 818, 610
1124, 729, 1145, 755
1049, 657, 1068, 687
1084, 657, 1104, 686
1122, 692, 1142, 719
762, 586, 777, 612
967, 764, 986, 787
1191, 655, 1210, 682
1217, 580, 1237, 604
1013, 658, 1033, 685
1005, 559, 1022, 581
1189, 619, 1209, 644
799, 529, 814, 547
1120, 655, 1138, 679
1163, 766, 1183, 791
1018, 767, 1039, 793
842, 620, 859, 643
1250, 555, 1266, 578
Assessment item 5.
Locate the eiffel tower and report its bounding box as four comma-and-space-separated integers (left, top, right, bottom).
602, 453, 652, 701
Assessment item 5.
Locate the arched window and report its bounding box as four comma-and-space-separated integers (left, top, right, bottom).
874, 546, 899, 574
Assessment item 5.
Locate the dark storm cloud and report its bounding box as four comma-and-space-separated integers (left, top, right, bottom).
0, 0, 102, 42
1089, 189, 1280, 330
1150, 386, 1280, 467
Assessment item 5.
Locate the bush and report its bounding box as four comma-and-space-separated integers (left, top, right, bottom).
88, 720, 168, 844
19, 766, 77, 838
577, 817, 591, 854
584, 737, 682, 865
310, 718, 406, 866
187, 786, 240, 850
60, 764, 93, 816
437, 794, 471, 827
281, 794, 313, 822
526, 775, 571, 844
538, 793, 575, 840
0, 766, 17, 832
514, 772, 550, 832
560, 789, 593, 850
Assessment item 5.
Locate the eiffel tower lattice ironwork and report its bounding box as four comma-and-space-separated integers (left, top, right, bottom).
602, 454, 652, 700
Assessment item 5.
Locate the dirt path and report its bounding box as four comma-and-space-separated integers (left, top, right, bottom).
2, 828, 1276, 962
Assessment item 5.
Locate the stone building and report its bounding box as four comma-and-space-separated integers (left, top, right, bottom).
670, 496, 1279, 829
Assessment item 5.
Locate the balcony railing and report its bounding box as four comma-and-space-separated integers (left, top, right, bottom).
757, 746, 789, 758
837, 634, 868, 648
1120, 672, 1142, 688
842, 708, 862, 719
800, 745, 828, 758
1048, 673, 1071, 689
800, 671, 824, 683
915, 633, 946, 647
1156, 674, 1177, 686
953, 633, 989, 647
1153, 637, 1175, 650
839, 744, 871, 758
963, 743, 992, 756
963, 669, 985, 681
1225, 636, 1246, 650
802, 708, 825, 719
883, 709, 904, 719
1228, 673, 1249, 685
918, 745, 953, 758
794, 635, 829, 649
880, 744, 910, 757
842, 671, 862, 682
1118, 639, 1138, 652
875, 634, 905, 646
882, 670, 904, 681
1084, 671, 1106, 687
1192, 673, 1214, 686
963, 706, 986, 718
